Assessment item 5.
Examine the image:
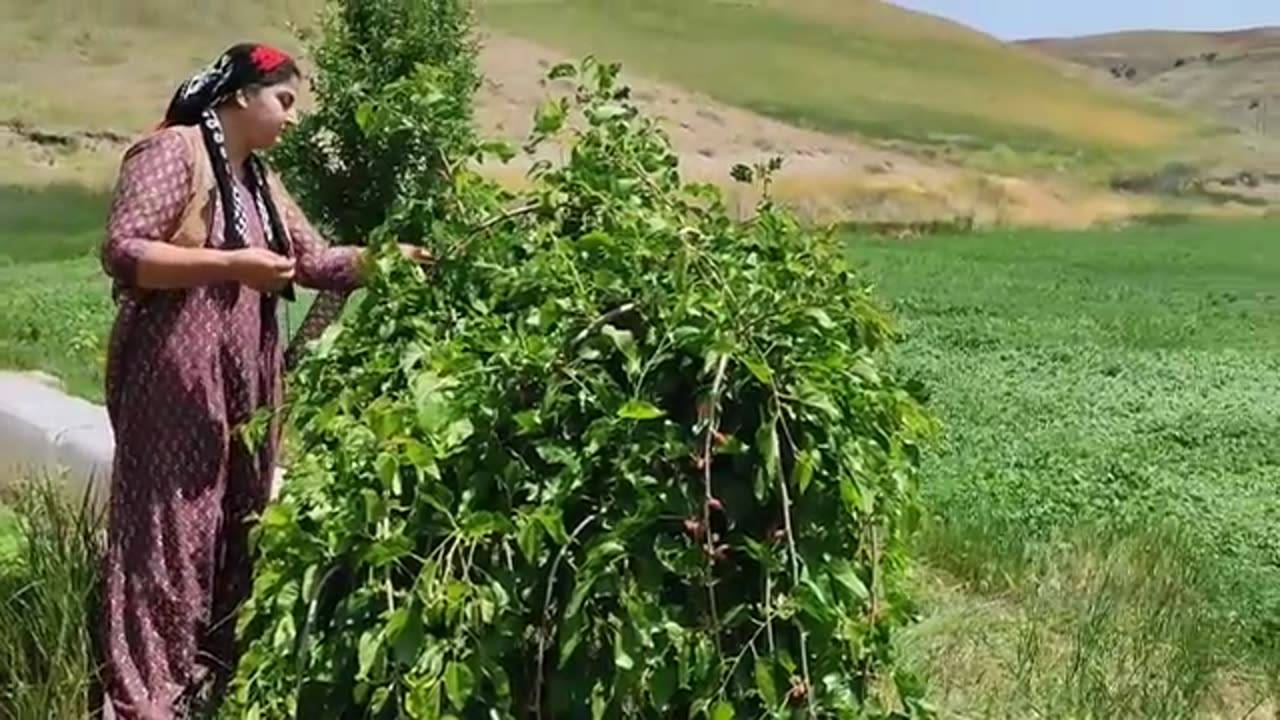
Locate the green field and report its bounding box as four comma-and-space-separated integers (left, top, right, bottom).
5, 185, 1280, 713
852, 219, 1280, 591
6, 2, 1280, 715
850, 219, 1280, 715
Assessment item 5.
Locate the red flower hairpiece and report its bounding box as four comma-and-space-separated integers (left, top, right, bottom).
250, 45, 291, 73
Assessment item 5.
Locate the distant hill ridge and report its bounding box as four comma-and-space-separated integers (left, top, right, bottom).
1018, 25, 1280, 137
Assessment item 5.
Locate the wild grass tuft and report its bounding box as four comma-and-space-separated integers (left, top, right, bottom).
0, 475, 106, 720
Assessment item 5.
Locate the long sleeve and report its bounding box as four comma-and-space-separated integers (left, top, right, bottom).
272, 178, 365, 293
101, 130, 193, 288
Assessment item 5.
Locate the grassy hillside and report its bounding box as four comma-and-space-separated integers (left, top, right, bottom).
0, 0, 1269, 226
479, 0, 1200, 155
0, 0, 314, 131
2, 0, 1210, 177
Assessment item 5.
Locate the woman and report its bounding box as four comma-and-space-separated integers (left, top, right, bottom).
95, 43, 423, 719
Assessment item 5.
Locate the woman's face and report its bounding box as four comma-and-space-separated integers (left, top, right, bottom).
236, 75, 300, 150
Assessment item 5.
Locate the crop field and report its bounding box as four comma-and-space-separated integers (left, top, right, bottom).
847, 218, 1280, 716
5, 171, 1280, 713
852, 217, 1280, 594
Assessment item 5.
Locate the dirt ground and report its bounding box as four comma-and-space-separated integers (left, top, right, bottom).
473, 30, 1187, 228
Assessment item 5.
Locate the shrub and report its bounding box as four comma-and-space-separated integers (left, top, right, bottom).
223, 0, 938, 713
0, 477, 105, 720
224, 52, 937, 717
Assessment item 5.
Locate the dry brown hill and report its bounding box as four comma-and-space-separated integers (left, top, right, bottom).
1020, 27, 1280, 137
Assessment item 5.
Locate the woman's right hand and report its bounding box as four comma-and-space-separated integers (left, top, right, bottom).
229, 248, 296, 292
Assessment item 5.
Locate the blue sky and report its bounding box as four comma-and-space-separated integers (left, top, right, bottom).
888, 1, 1280, 40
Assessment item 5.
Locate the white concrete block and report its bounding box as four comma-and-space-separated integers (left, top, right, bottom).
0, 371, 285, 509
0, 371, 114, 509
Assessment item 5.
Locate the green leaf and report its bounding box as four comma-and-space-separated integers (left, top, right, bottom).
614, 627, 635, 670
375, 452, 399, 494
589, 102, 630, 122
602, 324, 640, 373
405, 678, 441, 719
258, 503, 292, 530
755, 657, 779, 708
547, 61, 577, 80
389, 606, 425, 666
586, 540, 627, 569
558, 606, 587, 667
413, 371, 457, 433
711, 700, 736, 720
517, 515, 542, 563
357, 629, 383, 680
534, 98, 566, 134
618, 400, 665, 420
794, 449, 816, 495
444, 660, 475, 710
829, 559, 870, 604
355, 102, 375, 133
591, 681, 608, 720
477, 139, 517, 163
441, 417, 474, 451
743, 354, 774, 385
364, 535, 412, 567
798, 571, 837, 623
513, 409, 541, 435
806, 307, 837, 330
361, 488, 383, 526
650, 662, 677, 710
460, 511, 512, 539
536, 507, 569, 544
755, 414, 780, 501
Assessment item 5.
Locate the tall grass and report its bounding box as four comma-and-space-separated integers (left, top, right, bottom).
0, 475, 105, 720
900, 522, 1258, 718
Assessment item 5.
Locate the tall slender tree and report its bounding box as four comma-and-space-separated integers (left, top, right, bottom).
275, 0, 480, 369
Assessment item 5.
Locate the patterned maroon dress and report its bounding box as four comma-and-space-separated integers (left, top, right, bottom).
96, 128, 362, 719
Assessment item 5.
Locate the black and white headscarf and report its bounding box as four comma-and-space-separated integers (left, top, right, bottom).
162, 43, 297, 299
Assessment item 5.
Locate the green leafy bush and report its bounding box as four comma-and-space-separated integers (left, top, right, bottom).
224, 10, 936, 718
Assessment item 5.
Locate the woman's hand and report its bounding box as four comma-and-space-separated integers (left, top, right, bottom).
398, 244, 433, 266
354, 244, 434, 283
229, 248, 296, 292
